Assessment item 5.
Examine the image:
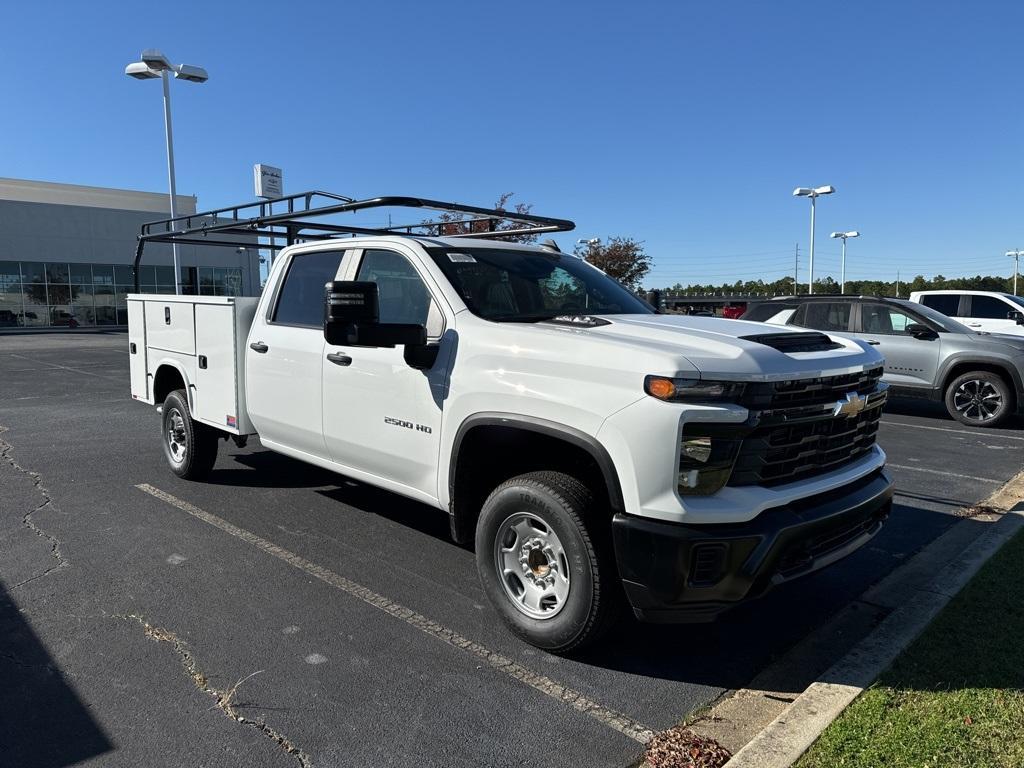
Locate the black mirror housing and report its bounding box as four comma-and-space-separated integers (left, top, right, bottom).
324, 281, 427, 348
905, 323, 938, 339
1008, 310, 1024, 326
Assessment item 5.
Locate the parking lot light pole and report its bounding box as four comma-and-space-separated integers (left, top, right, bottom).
831, 231, 860, 293
793, 186, 835, 294
125, 50, 208, 295
1007, 250, 1023, 295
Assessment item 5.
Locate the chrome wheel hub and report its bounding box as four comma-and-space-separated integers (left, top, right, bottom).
953, 380, 1002, 422
495, 513, 570, 619
166, 408, 187, 464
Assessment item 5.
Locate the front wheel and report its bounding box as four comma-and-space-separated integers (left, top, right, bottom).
475, 471, 619, 653
162, 389, 219, 479
944, 371, 1013, 427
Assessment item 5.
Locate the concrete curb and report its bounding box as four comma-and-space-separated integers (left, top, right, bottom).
723, 502, 1024, 768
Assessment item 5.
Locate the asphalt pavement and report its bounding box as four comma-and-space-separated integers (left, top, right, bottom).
2, 331, 1022, 768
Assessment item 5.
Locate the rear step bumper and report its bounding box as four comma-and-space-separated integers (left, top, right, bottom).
611, 468, 893, 623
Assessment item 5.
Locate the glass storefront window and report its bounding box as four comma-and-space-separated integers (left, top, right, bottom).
155, 266, 175, 288
113, 265, 134, 285
22, 262, 46, 284
69, 263, 92, 283
198, 267, 216, 295
45, 263, 70, 284
92, 265, 114, 285
3, 261, 249, 327
94, 306, 117, 326
0, 261, 21, 285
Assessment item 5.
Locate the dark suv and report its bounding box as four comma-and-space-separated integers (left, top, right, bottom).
743, 295, 1024, 427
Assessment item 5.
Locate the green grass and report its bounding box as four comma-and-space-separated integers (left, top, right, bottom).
797, 525, 1024, 768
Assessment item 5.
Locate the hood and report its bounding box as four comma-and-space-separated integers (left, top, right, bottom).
975, 332, 1024, 353
534, 314, 883, 381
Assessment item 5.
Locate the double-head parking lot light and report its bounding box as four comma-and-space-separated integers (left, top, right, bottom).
793, 185, 835, 294
124, 49, 208, 294
830, 231, 860, 293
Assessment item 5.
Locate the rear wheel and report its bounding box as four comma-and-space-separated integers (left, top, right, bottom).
475, 471, 619, 653
944, 371, 1013, 427
162, 389, 219, 479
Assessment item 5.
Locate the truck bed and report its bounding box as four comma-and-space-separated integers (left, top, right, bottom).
128, 294, 259, 435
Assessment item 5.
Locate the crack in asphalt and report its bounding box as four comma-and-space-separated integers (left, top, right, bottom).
0, 424, 70, 587
115, 614, 313, 768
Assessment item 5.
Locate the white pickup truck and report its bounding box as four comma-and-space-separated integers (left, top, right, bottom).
128, 193, 893, 652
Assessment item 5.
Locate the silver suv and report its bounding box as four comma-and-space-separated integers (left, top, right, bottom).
743, 296, 1024, 427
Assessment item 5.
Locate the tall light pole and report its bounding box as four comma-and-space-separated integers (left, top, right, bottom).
830, 231, 860, 293
125, 50, 208, 295
793, 185, 835, 294
1007, 250, 1023, 295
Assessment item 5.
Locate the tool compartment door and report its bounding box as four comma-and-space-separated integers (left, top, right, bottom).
144, 300, 196, 355
128, 299, 150, 402
193, 302, 241, 433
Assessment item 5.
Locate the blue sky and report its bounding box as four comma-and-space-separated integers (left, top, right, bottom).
3, 1, 1023, 289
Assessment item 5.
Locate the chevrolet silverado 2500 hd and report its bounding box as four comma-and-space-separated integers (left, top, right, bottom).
127, 193, 893, 652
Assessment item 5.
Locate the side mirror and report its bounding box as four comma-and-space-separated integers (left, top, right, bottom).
1007, 310, 1024, 326
323, 281, 427, 348
905, 323, 938, 340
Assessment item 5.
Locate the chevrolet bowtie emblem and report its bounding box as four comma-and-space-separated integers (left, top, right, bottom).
834, 392, 867, 418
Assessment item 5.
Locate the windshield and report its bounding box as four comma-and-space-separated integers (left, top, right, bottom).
1006, 294, 1024, 310
426, 246, 654, 321
892, 299, 972, 333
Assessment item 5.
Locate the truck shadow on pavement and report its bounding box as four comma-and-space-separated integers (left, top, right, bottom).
0, 581, 112, 768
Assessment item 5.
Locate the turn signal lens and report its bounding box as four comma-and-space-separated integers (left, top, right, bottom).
644, 375, 746, 403
646, 377, 677, 400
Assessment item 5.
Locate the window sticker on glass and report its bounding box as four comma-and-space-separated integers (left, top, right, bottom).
447, 253, 477, 263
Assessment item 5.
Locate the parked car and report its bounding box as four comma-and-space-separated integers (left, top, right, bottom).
908, 290, 1024, 336
128, 193, 894, 652
743, 295, 1024, 427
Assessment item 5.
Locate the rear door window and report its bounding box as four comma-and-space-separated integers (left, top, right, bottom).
272, 250, 345, 327
793, 302, 853, 332
920, 294, 961, 316
968, 295, 1014, 319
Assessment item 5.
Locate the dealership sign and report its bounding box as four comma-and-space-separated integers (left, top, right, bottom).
254, 164, 283, 199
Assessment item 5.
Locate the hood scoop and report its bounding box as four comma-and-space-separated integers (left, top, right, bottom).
545, 315, 612, 328
739, 332, 843, 353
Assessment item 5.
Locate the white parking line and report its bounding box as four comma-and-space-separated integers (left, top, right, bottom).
887, 464, 1003, 484
880, 420, 1024, 441
135, 483, 654, 744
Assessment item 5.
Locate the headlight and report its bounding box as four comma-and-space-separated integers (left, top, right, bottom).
677, 431, 742, 496
645, 375, 746, 403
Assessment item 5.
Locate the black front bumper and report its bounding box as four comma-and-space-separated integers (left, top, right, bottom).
612, 468, 893, 623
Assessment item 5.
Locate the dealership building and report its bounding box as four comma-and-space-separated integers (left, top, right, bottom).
0, 177, 261, 328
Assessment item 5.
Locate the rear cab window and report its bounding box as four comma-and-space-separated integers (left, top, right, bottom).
920, 293, 962, 317
272, 250, 345, 327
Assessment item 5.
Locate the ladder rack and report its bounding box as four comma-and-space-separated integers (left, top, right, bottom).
133, 192, 575, 291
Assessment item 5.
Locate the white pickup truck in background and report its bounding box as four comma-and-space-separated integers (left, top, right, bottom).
908, 289, 1024, 336
128, 193, 894, 652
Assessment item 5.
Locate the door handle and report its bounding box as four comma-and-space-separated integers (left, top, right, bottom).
326, 352, 353, 366
250, 341, 269, 353
966, 323, 982, 328
865, 339, 881, 345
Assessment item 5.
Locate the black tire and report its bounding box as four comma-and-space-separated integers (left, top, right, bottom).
475, 471, 620, 653
161, 389, 218, 479
944, 371, 1014, 428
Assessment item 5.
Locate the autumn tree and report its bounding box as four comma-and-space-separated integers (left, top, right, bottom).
573, 237, 652, 292
429, 192, 539, 244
